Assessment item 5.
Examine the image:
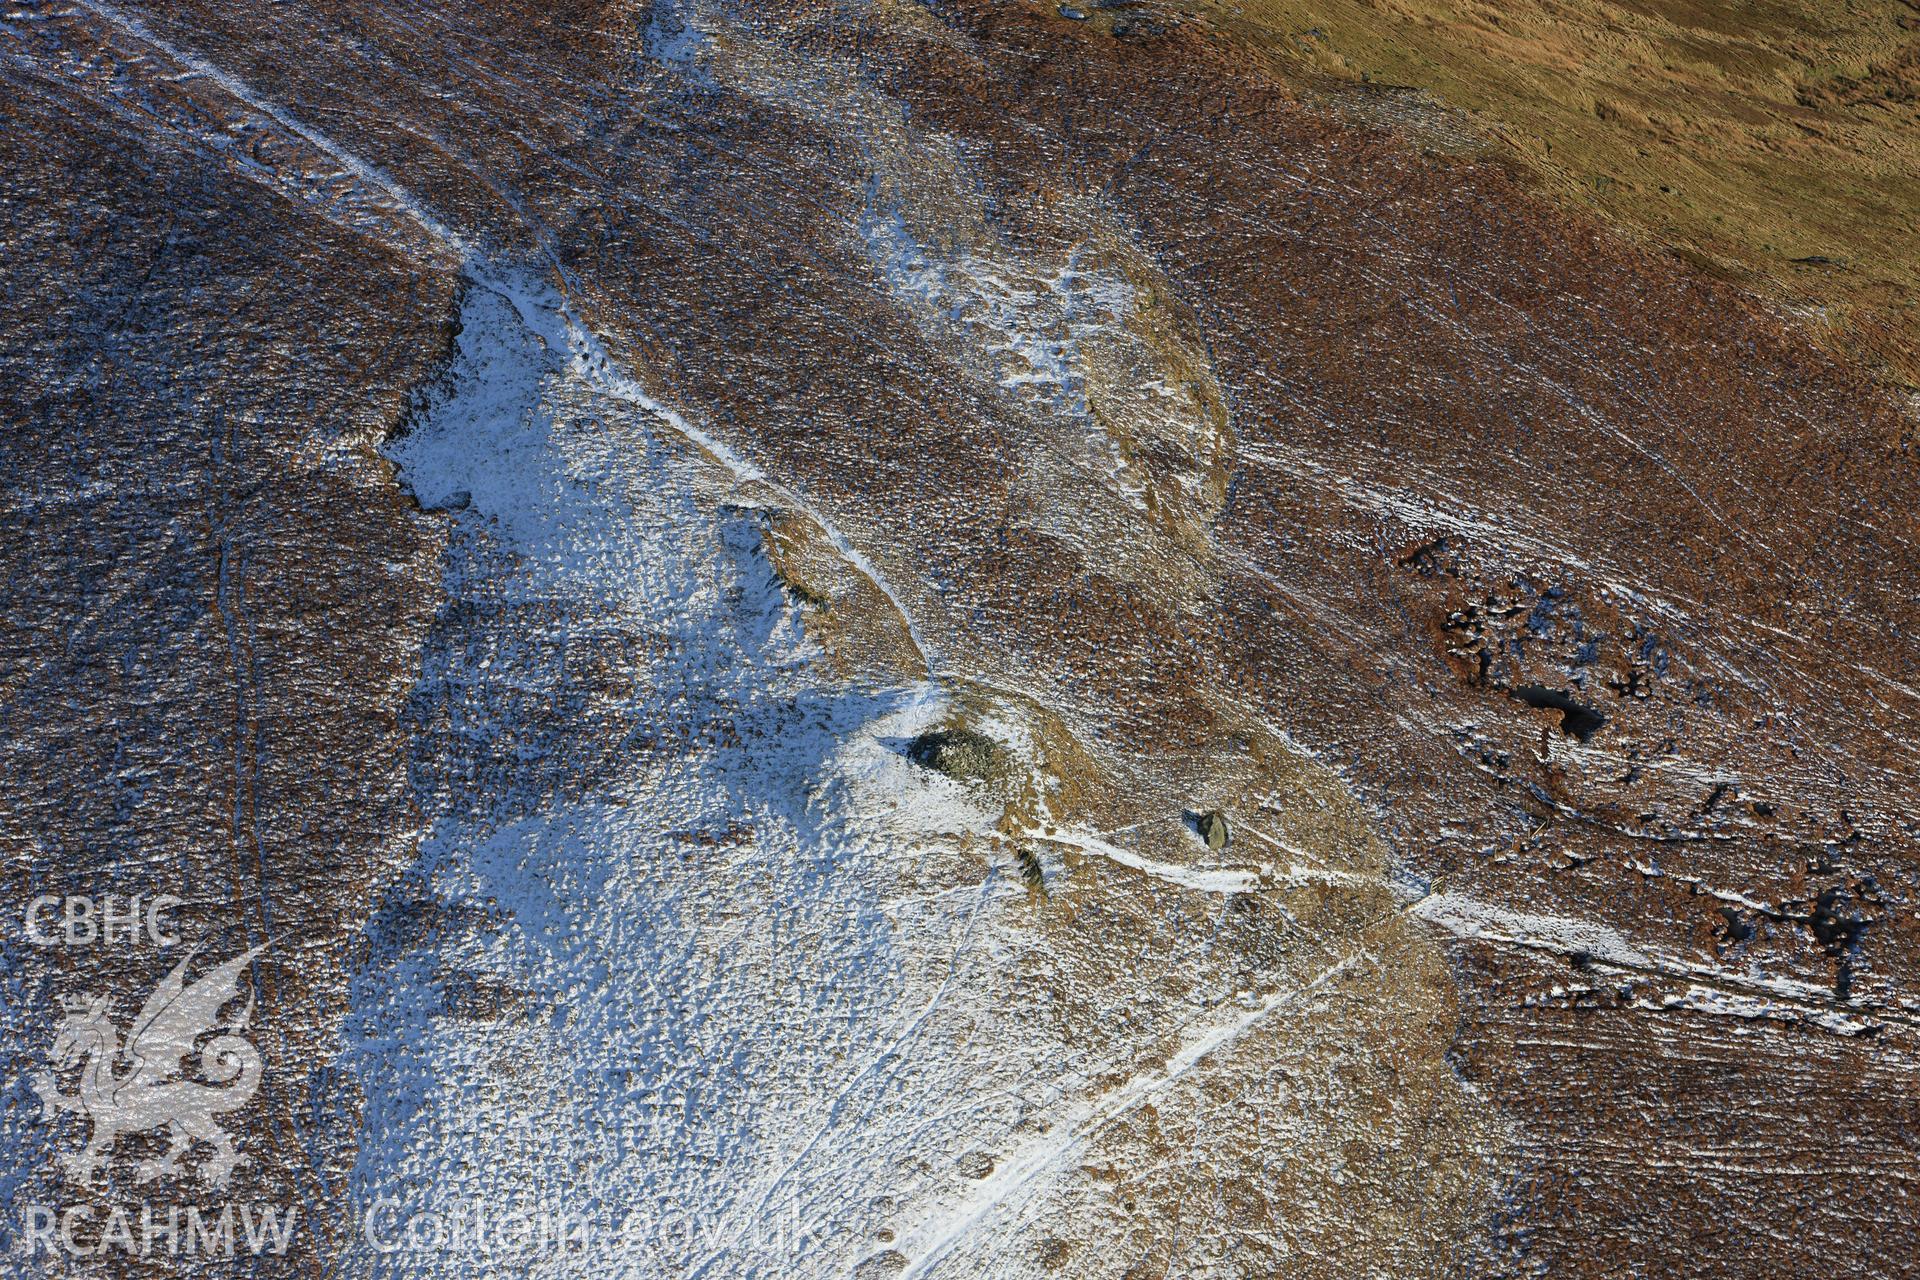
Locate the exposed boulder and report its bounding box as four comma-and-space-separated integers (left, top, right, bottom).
1198, 810, 1229, 850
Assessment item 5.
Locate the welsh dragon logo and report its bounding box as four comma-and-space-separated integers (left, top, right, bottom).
31, 946, 265, 1190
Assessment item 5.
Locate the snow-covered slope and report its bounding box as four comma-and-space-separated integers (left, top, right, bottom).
341, 281, 1500, 1277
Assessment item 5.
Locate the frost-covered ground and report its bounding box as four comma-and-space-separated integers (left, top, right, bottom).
22, 1, 1908, 1273
348, 281, 1010, 1276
